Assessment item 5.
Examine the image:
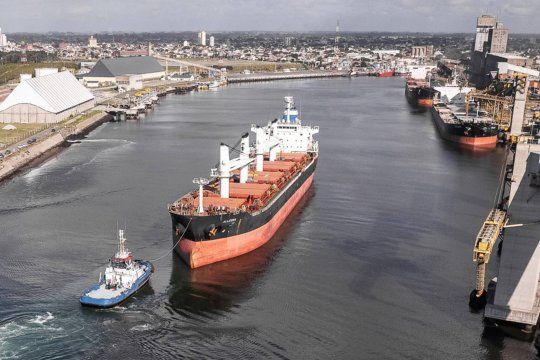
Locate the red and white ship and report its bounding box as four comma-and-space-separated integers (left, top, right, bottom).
168, 97, 319, 268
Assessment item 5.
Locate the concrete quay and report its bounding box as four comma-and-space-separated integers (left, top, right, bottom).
483, 142, 540, 339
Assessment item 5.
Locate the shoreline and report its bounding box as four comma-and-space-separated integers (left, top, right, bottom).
0, 112, 111, 183
0, 74, 345, 184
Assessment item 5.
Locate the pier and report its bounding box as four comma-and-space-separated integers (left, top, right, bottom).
482, 143, 540, 337
227, 70, 349, 83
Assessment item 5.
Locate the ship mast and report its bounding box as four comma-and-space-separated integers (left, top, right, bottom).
118, 229, 126, 255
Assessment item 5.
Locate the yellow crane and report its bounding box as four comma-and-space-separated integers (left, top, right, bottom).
470, 208, 507, 308
465, 90, 514, 128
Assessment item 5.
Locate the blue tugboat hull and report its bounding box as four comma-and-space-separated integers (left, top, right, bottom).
80, 261, 153, 308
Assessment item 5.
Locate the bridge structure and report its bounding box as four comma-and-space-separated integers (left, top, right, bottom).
153, 54, 222, 77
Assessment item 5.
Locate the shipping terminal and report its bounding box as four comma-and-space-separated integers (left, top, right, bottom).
168, 97, 319, 268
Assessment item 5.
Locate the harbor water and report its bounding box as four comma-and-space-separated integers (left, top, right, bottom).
0, 77, 535, 359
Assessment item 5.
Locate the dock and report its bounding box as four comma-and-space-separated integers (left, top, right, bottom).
482, 142, 540, 337
227, 70, 349, 83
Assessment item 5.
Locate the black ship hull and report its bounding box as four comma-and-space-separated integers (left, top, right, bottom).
170, 157, 318, 268
430, 106, 498, 148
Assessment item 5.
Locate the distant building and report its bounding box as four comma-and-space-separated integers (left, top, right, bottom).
183, 40, 189, 47
489, 24, 509, 53
474, 15, 497, 52
411, 45, 434, 59
473, 15, 508, 53
81, 56, 165, 87
88, 35, 98, 48
0, 71, 95, 124
19, 74, 32, 82
285, 37, 294, 47
0, 27, 8, 47
35, 68, 59, 77
119, 49, 149, 57
198, 31, 207, 46
116, 74, 143, 91
209, 36, 215, 47
470, 14, 512, 87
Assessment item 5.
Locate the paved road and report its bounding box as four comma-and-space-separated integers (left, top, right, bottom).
0, 126, 58, 160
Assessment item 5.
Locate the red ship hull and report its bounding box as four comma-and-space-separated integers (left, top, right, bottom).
443, 133, 497, 148
417, 98, 433, 108
377, 70, 394, 78
177, 173, 315, 268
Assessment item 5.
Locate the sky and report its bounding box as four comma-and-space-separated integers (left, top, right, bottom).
0, 0, 538, 34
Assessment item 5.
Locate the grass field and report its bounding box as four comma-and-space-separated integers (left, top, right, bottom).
0, 61, 78, 85
0, 123, 49, 148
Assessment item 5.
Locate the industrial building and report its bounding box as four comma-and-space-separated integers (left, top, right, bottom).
473, 15, 508, 53
0, 71, 95, 124
0, 27, 7, 47
81, 56, 165, 87
469, 15, 522, 88
411, 45, 434, 59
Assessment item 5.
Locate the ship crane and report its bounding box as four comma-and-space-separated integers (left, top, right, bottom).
251, 124, 282, 171
211, 133, 255, 198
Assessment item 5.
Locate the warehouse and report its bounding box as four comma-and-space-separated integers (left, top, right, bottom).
81, 56, 165, 87
0, 71, 95, 123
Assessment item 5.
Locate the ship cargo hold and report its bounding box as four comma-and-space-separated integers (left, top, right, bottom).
430, 101, 499, 148
405, 78, 435, 108
168, 97, 319, 268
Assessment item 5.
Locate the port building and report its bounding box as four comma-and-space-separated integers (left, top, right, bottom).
469, 14, 515, 87
0, 71, 95, 124
81, 56, 165, 88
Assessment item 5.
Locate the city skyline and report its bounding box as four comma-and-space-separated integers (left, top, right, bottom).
0, 0, 538, 34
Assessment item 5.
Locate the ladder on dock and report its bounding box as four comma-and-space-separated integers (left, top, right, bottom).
472, 209, 507, 298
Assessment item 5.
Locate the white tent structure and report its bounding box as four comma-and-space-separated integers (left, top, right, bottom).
0, 71, 95, 124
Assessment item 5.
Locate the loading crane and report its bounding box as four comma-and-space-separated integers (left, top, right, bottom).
470, 208, 507, 308
465, 90, 514, 128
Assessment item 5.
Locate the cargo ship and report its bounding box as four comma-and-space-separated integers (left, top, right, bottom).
405, 78, 435, 108
431, 101, 499, 148
168, 97, 319, 268
377, 69, 394, 78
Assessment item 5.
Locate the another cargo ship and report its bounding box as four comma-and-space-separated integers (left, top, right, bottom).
168, 97, 319, 268
377, 69, 394, 78
405, 78, 435, 108
431, 101, 499, 148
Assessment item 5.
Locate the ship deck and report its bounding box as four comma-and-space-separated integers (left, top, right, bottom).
170, 152, 313, 216
434, 103, 496, 125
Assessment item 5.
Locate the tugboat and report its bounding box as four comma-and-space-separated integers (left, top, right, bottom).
80, 230, 153, 308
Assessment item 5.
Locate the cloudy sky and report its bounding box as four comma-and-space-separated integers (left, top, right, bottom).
0, 0, 538, 33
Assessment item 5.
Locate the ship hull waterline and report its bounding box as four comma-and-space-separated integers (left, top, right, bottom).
405, 85, 433, 108
170, 158, 317, 268
430, 107, 498, 149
